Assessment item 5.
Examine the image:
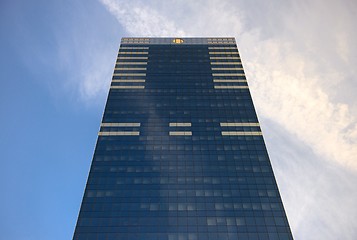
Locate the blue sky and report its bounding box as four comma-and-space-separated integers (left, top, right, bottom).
1, 0, 356, 239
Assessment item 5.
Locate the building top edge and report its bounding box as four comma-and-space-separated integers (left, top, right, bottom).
120, 37, 236, 45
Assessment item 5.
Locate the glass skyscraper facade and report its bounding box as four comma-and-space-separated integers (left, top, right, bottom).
73, 37, 293, 240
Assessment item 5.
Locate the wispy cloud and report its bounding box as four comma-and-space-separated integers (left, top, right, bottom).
56, 37, 114, 103
45, 2, 126, 108
264, 120, 357, 239
244, 37, 357, 170
100, 0, 186, 36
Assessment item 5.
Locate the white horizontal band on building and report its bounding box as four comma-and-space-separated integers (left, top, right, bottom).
169, 131, 192, 136
207, 41, 235, 45
213, 80, 246, 83
112, 80, 146, 83
99, 131, 140, 136
208, 47, 237, 50
116, 62, 147, 65
114, 68, 147, 71
118, 52, 149, 54
212, 73, 245, 77
220, 123, 260, 127
210, 57, 240, 60
214, 86, 249, 89
121, 38, 150, 44
209, 52, 239, 55
210, 62, 241, 65
113, 73, 146, 76
110, 86, 145, 89
120, 47, 149, 50
169, 123, 192, 127
211, 68, 243, 71
101, 123, 141, 127
221, 131, 262, 136
117, 57, 148, 60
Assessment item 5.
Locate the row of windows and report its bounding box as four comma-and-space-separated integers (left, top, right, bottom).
105, 104, 253, 109
83, 195, 282, 205
79, 205, 284, 218
93, 153, 267, 160
109, 87, 250, 91
89, 171, 272, 179
90, 164, 272, 171
107, 89, 250, 93
88, 175, 276, 185
104, 105, 255, 110
120, 47, 149, 50
146, 64, 229, 68
97, 143, 266, 150
117, 56, 148, 60
88, 176, 274, 185
85, 188, 278, 197
101, 127, 260, 133
113, 63, 244, 68
92, 155, 270, 163
211, 62, 242, 65
210, 57, 240, 60
121, 39, 150, 44
118, 51, 149, 54
112, 75, 246, 80
75, 232, 291, 240
209, 52, 239, 55
103, 108, 256, 113
208, 47, 237, 50
100, 124, 259, 129
98, 117, 257, 123
95, 144, 266, 151
93, 157, 269, 164
114, 72, 246, 76
81, 202, 282, 212
93, 164, 271, 172
111, 80, 146, 83
95, 142, 264, 150
86, 181, 278, 192
120, 42, 236, 46
77, 216, 286, 227
110, 82, 248, 87
116, 62, 148, 66
97, 125, 263, 133
111, 80, 248, 84
114, 67, 147, 70
101, 123, 259, 129
93, 156, 267, 164
107, 94, 252, 99
102, 116, 258, 121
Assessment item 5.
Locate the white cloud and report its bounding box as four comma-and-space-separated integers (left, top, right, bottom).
77, 47, 113, 102
264, 120, 357, 240
243, 36, 357, 170
100, 0, 186, 36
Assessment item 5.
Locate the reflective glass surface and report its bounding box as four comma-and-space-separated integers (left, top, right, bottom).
73, 38, 293, 240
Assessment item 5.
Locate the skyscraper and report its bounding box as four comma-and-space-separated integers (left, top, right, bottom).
73, 37, 293, 240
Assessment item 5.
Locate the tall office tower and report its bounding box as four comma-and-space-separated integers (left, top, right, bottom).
73, 37, 293, 240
